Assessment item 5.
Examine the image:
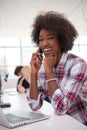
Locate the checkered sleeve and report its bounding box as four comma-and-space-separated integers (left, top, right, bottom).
51, 60, 87, 115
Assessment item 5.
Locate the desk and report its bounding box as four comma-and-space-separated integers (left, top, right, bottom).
0, 93, 87, 130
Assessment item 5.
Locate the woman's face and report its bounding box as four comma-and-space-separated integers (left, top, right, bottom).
39, 29, 62, 64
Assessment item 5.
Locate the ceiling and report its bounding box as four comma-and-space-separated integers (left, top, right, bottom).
0, 0, 87, 37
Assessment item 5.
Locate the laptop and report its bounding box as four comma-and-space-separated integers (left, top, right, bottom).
0, 108, 51, 128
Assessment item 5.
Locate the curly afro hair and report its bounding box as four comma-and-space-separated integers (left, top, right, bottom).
31, 11, 78, 53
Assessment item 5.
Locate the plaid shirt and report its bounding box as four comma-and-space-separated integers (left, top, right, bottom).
27, 53, 87, 125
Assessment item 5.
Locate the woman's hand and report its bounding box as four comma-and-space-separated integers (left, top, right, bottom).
30, 52, 42, 74
44, 53, 58, 73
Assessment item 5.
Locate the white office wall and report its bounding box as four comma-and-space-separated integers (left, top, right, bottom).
0, 0, 87, 89
0, 0, 87, 36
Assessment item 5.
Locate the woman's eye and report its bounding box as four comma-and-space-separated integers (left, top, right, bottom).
48, 36, 54, 40
39, 39, 43, 42
39, 36, 55, 43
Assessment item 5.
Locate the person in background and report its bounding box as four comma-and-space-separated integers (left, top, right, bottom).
14, 65, 51, 103
27, 11, 87, 125
14, 66, 30, 93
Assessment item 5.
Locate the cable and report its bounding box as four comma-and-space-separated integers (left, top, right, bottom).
81, 0, 87, 23
68, 0, 82, 17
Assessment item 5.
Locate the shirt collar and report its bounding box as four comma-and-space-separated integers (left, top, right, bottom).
57, 53, 68, 69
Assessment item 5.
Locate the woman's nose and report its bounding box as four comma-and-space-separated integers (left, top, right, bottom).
42, 38, 48, 46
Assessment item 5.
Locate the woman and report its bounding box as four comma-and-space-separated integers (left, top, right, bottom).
27, 11, 87, 125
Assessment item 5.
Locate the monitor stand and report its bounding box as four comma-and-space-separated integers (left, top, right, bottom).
0, 73, 11, 108
0, 91, 11, 108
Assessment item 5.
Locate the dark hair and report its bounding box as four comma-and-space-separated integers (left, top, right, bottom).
31, 11, 78, 53
14, 66, 23, 76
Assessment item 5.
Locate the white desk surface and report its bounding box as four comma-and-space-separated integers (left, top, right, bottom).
0, 92, 87, 130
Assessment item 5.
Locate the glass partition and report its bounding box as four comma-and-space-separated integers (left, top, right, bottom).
0, 36, 87, 80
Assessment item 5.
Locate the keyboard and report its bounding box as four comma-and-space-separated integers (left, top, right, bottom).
0, 103, 11, 108
6, 114, 30, 123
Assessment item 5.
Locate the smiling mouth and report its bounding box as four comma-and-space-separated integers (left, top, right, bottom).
43, 48, 52, 53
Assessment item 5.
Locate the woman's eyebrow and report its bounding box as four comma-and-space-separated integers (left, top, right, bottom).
39, 34, 54, 38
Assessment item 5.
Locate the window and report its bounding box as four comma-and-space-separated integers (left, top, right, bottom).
0, 36, 87, 80
0, 37, 37, 80
69, 36, 87, 61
